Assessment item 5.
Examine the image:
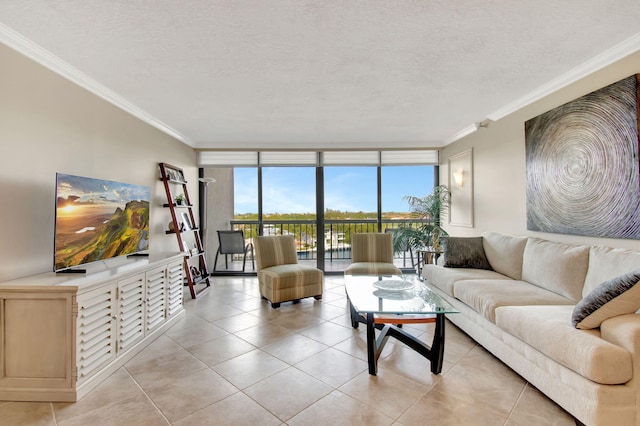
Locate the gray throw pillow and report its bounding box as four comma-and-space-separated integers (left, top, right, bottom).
572, 269, 640, 329
442, 236, 492, 270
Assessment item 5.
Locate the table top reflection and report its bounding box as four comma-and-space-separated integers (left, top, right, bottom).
344, 274, 458, 315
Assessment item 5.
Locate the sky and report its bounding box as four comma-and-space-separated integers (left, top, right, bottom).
56, 173, 150, 214
234, 165, 435, 214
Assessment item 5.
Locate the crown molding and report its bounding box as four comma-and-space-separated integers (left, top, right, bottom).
0, 23, 192, 146
446, 32, 640, 146
487, 32, 640, 122
4, 22, 639, 151
444, 124, 477, 145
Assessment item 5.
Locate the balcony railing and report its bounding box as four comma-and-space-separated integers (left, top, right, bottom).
227, 218, 430, 266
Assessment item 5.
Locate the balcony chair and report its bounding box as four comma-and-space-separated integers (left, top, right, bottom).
214, 230, 254, 272
345, 232, 402, 275
253, 235, 323, 308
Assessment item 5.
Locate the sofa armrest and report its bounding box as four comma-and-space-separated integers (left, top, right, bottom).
600, 313, 640, 358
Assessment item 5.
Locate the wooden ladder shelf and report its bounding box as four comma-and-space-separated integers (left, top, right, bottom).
159, 162, 211, 298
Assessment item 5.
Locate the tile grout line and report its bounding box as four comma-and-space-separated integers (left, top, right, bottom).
123, 366, 172, 425
199, 299, 370, 425
37, 275, 570, 424
503, 381, 528, 425
49, 402, 60, 426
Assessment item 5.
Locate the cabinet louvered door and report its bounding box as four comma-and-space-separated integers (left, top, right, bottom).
166, 261, 184, 318
76, 283, 117, 384
117, 274, 145, 354
145, 266, 167, 333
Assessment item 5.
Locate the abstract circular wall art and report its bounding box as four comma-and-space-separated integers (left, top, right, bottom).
525, 74, 640, 239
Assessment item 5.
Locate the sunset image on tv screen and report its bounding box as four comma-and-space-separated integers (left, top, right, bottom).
54, 173, 150, 271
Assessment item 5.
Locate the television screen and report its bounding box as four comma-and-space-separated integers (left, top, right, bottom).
54, 173, 150, 271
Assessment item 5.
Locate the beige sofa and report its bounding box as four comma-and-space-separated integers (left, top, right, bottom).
423, 232, 640, 426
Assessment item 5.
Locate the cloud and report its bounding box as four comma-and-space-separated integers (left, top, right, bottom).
56, 195, 80, 207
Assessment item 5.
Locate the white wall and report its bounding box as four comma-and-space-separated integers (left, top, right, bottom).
441, 50, 640, 251
0, 44, 198, 281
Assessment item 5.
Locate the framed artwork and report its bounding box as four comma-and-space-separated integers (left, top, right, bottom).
525, 74, 640, 239
181, 212, 192, 231
448, 148, 474, 227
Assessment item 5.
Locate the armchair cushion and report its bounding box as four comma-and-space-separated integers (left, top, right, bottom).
345, 262, 401, 276
259, 264, 323, 304
253, 235, 298, 269
351, 233, 395, 263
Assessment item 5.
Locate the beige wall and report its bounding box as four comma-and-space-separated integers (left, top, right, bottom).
3, 40, 639, 282
0, 44, 197, 281
441, 50, 640, 251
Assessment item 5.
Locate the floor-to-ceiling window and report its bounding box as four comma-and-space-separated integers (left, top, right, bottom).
324, 166, 378, 218
381, 165, 435, 219
232, 167, 259, 240
201, 150, 438, 274
323, 165, 377, 267
261, 166, 317, 256
381, 165, 435, 269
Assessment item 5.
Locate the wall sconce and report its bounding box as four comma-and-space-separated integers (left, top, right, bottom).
453, 169, 464, 187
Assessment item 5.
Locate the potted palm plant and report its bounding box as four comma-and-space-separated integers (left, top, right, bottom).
391, 185, 450, 254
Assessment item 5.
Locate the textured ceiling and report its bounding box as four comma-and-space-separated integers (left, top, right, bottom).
1, 1, 640, 149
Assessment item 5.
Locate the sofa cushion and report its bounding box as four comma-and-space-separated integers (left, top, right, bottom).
583, 245, 640, 297
572, 269, 640, 329
423, 265, 510, 297
453, 279, 575, 323
441, 236, 492, 269
495, 305, 632, 385
521, 238, 589, 302
482, 232, 527, 280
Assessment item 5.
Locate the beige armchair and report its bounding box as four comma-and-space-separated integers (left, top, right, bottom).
253, 235, 323, 308
345, 232, 402, 275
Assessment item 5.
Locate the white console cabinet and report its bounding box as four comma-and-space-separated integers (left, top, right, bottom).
0, 253, 185, 402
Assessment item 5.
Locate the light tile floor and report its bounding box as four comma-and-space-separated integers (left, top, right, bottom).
1, 276, 576, 425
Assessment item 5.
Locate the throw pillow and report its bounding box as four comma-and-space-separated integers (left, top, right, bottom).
572, 268, 640, 329
442, 236, 492, 270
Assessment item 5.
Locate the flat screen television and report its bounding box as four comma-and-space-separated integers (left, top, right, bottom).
54, 173, 150, 272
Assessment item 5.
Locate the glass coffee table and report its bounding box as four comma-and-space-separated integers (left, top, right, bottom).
345, 274, 458, 375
